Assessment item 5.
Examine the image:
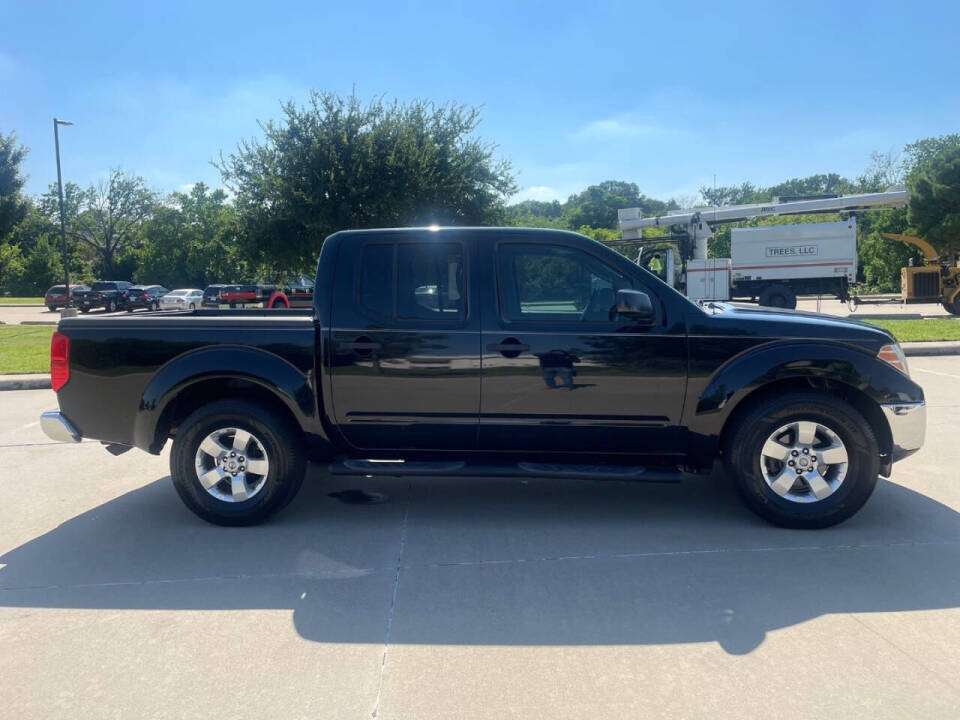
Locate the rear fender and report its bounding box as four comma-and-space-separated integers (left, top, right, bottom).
133, 345, 321, 452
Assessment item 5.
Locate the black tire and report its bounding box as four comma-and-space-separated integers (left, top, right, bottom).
170, 399, 306, 526
189, 303, 196, 310
105, 299, 116, 313
47, 305, 56, 312
723, 392, 879, 529
80, 307, 90, 313
759, 284, 797, 309
942, 296, 960, 316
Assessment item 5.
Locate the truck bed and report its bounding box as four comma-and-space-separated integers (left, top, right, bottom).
54, 310, 318, 449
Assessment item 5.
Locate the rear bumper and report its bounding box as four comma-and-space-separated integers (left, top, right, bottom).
881, 401, 926, 462
40, 411, 82, 443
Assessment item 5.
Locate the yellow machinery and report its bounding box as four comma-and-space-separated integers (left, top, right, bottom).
882, 233, 960, 314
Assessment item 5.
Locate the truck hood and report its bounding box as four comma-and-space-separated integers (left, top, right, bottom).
697, 302, 895, 349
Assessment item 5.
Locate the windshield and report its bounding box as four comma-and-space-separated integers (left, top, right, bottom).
169, 290, 188, 296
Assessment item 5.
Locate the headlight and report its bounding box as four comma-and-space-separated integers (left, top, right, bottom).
878, 343, 909, 375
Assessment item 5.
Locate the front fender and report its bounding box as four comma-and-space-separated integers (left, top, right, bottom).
133, 345, 318, 452
686, 340, 924, 440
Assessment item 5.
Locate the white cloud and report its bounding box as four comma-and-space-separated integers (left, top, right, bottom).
574, 118, 669, 141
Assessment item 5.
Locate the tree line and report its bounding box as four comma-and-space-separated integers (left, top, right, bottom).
1, 91, 958, 296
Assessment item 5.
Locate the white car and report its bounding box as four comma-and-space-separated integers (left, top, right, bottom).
159, 289, 203, 311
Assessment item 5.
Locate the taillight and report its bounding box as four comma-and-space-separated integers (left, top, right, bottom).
51, 331, 70, 391
878, 343, 909, 375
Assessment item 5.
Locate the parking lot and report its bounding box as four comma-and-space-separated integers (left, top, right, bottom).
1, 357, 959, 719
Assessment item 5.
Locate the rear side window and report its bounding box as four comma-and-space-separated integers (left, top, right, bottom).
397, 243, 465, 320
360, 244, 394, 317
358, 241, 466, 322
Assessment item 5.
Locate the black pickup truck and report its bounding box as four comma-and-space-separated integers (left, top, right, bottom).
40, 227, 926, 528
74, 280, 133, 313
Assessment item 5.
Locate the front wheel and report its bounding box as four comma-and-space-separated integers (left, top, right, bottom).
942, 295, 960, 316
724, 392, 879, 528
170, 399, 306, 525
188, 303, 196, 310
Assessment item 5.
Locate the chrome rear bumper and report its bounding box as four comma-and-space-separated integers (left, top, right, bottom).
40, 411, 82, 443
881, 401, 926, 462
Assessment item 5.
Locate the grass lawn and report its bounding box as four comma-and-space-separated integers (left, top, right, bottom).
0, 326, 55, 374
0, 297, 44, 305
864, 318, 960, 342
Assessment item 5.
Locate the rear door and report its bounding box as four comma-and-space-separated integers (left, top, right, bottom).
479, 237, 688, 456
329, 233, 481, 451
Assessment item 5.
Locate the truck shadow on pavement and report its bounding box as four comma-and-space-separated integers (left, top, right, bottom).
2, 468, 959, 655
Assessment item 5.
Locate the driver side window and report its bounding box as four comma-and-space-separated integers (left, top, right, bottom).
498, 243, 630, 323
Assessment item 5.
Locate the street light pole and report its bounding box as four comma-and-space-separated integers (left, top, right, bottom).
53, 118, 74, 313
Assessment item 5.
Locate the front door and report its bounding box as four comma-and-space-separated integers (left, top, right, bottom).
479, 239, 688, 457
329, 234, 481, 451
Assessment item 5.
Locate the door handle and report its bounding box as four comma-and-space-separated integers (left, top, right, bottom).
342, 336, 382, 353
487, 338, 529, 358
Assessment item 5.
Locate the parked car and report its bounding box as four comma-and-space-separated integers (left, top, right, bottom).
220, 284, 262, 307
121, 285, 169, 311
43, 284, 89, 311
74, 281, 133, 313
202, 285, 228, 308
159, 289, 203, 311
41, 227, 925, 528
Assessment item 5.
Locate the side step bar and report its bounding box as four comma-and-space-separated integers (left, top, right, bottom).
330, 459, 684, 483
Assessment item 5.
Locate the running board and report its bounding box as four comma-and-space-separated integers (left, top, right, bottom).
329, 459, 683, 483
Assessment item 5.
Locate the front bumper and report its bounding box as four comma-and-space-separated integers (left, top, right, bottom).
881, 401, 926, 462
40, 411, 82, 443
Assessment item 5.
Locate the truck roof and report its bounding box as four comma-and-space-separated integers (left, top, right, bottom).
328, 226, 592, 242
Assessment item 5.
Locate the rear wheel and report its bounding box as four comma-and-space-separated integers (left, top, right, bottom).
759, 284, 797, 309
105, 299, 116, 313
723, 392, 879, 528
189, 302, 196, 310
47, 305, 56, 312
80, 307, 90, 313
170, 399, 306, 526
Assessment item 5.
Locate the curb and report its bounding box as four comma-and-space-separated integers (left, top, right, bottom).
0, 304, 45, 307
0, 375, 51, 391
20, 321, 58, 326
902, 342, 960, 357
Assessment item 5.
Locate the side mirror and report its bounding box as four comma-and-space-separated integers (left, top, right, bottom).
616, 289, 654, 322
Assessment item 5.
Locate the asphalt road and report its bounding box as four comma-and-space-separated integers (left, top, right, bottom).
2, 359, 960, 718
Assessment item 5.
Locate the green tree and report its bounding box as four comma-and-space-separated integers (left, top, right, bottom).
563, 180, 674, 229
0, 241, 24, 292
907, 143, 960, 257
218, 91, 517, 276
17, 235, 63, 295
53, 169, 156, 277
0, 131, 29, 241
136, 183, 241, 287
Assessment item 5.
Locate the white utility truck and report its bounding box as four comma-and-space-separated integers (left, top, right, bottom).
617, 190, 908, 308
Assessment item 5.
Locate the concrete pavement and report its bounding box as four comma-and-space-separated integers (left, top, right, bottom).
2, 360, 960, 718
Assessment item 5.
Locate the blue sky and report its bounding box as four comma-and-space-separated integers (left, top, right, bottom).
3, 0, 958, 205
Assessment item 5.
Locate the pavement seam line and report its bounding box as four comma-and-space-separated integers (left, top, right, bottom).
845, 613, 960, 696
370, 482, 410, 720
2, 538, 958, 595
